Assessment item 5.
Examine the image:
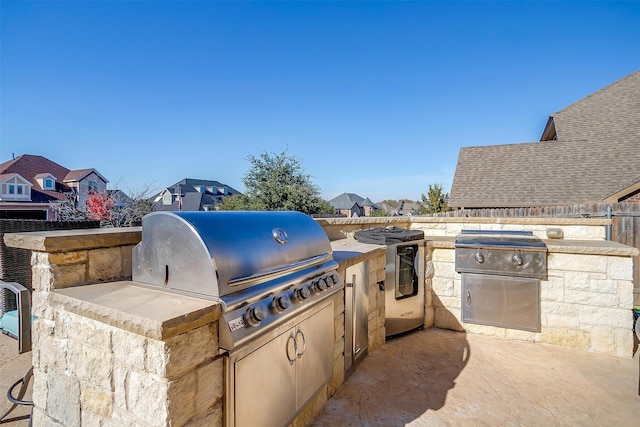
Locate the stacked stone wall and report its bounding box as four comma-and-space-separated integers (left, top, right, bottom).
31, 310, 222, 426
410, 217, 606, 240
428, 246, 636, 358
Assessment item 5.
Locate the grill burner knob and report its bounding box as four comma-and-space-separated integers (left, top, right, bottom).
474, 253, 485, 264
325, 275, 336, 287
512, 253, 524, 266
293, 286, 311, 302
244, 306, 267, 327
272, 295, 291, 313
311, 279, 328, 294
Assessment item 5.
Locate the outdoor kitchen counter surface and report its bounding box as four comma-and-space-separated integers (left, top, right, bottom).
52, 281, 221, 340
331, 238, 387, 269
423, 235, 639, 256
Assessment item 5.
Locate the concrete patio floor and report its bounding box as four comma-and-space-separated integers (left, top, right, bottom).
312, 328, 640, 427
0, 333, 32, 426
2, 328, 639, 426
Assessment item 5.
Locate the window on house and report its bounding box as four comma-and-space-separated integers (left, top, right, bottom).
88, 180, 98, 193
8, 185, 15, 194
163, 192, 172, 205
17, 186, 23, 195
44, 178, 54, 189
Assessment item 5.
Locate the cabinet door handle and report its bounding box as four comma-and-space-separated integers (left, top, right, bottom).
466, 290, 471, 306
295, 328, 306, 359
286, 332, 297, 365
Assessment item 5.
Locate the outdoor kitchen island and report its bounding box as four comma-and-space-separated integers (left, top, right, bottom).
4, 216, 638, 426
3, 225, 386, 427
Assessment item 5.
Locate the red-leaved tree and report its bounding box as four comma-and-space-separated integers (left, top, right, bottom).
85, 191, 115, 221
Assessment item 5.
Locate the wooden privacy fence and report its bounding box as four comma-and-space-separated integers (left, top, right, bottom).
0, 219, 100, 311
434, 202, 640, 306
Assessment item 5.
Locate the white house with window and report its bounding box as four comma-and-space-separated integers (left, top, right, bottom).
0, 154, 109, 220
0, 174, 33, 201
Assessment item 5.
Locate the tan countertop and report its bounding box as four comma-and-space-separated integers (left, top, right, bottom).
422, 235, 638, 257
52, 281, 220, 340
331, 239, 386, 269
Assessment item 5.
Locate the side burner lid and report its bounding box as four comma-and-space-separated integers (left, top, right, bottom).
455, 230, 546, 251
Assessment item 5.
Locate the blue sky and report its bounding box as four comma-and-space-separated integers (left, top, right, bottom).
1, 1, 638, 202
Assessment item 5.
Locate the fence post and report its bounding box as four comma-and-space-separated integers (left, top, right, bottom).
605, 205, 613, 241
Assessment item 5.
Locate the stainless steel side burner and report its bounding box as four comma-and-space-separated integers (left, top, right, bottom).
454, 230, 547, 332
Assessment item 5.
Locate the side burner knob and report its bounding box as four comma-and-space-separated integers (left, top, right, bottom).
244, 306, 267, 327
272, 295, 291, 313
474, 253, 485, 264
512, 254, 524, 266
293, 287, 311, 302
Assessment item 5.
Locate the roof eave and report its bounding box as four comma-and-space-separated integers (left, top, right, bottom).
540, 116, 557, 141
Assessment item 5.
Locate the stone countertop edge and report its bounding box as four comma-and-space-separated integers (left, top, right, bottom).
423, 236, 638, 257
331, 239, 387, 269
3, 227, 142, 252
51, 281, 221, 340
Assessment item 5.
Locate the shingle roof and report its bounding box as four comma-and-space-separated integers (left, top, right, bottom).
64, 168, 108, 183
328, 193, 376, 209
0, 155, 72, 201
450, 70, 640, 208
151, 178, 242, 211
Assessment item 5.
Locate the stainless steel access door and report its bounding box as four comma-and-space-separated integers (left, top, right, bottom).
384, 241, 425, 336
229, 301, 334, 427
462, 273, 540, 332
345, 261, 369, 376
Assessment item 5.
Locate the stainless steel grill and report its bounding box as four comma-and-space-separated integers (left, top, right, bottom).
132, 211, 343, 351
454, 230, 547, 332
131, 211, 343, 427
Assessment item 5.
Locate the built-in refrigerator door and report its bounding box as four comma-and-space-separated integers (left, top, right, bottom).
344, 261, 369, 376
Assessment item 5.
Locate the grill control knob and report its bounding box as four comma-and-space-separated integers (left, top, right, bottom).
311, 279, 328, 294
272, 295, 291, 313
474, 253, 485, 264
325, 275, 336, 287
512, 254, 524, 266
293, 287, 311, 302
244, 306, 267, 327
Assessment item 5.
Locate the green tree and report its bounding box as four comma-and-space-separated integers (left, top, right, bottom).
218, 194, 252, 211
219, 150, 334, 215
419, 183, 450, 214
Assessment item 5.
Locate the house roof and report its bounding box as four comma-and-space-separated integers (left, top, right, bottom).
328, 193, 376, 210
154, 178, 242, 197
151, 178, 242, 211
449, 70, 640, 208
64, 168, 108, 184
0, 154, 108, 203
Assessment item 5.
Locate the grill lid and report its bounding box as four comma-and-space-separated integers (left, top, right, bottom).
132, 211, 333, 299
454, 230, 546, 251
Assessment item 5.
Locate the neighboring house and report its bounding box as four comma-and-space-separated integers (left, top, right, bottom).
398, 201, 420, 216
152, 178, 242, 212
328, 193, 378, 217
0, 154, 108, 219
379, 200, 420, 216
108, 189, 132, 208
449, 70, 640, 209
